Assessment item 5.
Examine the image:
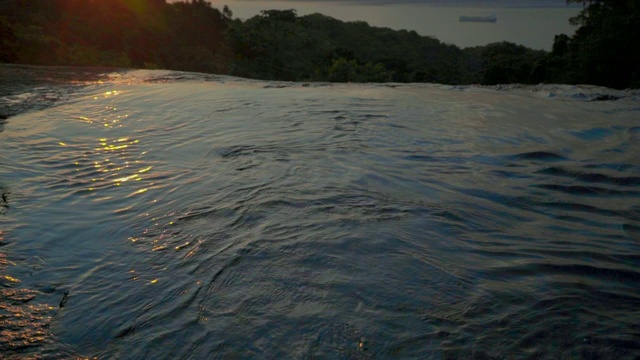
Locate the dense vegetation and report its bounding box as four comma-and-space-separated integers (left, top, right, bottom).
0, 0, 637, 88
546, 0, 640, 89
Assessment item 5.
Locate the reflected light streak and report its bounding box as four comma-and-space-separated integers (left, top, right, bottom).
1, 253, 55, 354
2, 275, 20, 284
93, 90, 121, 100
175, 242, 190, 251
130, 188, 148, 196
101, 144, 129, 151
74, 135, 152, 193
113, 174, 141, 183
125, 269, 141, 281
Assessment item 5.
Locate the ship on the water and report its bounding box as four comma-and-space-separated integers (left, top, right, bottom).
459, 14, 497, 22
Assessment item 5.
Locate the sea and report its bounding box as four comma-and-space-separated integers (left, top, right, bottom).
206, 0, 582, 50
1, 64, 639, 359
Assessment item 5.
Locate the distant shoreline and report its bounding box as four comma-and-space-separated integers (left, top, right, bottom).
228, 0, 582, 9
208, 1, 580, 50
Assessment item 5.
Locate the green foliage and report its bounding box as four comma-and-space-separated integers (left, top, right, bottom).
544, 0, 640, 88
226, 9, 325, 81
325, 58, 392, 83
227, 11, 478, 84
327, 58, 358, 82
0, 0, 636, 88
0, 16, 18, 63
0, 0, 231, 70
464, 42, 546, 85
63, 45, 131, 68
10, 24, 62, 65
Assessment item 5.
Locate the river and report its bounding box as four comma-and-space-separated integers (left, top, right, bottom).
1, 65, 639, 359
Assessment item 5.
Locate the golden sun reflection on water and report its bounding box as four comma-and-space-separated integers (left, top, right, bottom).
93, 90, 120, 100
77, 136, 153, 192
1, 250, 56, 356
69, 91, 156, 195
88, 89, 127, 127
54, 122, 154, 197
76, 111, 128, 128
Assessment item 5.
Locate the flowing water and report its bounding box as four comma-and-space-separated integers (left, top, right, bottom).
1, 65, 639, 359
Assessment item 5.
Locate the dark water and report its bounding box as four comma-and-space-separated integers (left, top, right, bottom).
1, 65, 639, 359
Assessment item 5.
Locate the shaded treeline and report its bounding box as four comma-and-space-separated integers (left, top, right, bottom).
0, 0, 637, 88
0, 0, 230, 73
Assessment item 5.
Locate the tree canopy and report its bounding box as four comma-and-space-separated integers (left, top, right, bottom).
0, 0, 637, 88
560, 0, 640, 88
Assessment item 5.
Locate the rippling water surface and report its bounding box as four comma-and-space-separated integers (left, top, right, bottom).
1, 65, 639, 359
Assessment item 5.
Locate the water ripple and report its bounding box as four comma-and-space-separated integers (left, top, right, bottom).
1, 70, 639, 358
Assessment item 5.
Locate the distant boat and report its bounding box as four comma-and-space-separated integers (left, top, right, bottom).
459, 14, 497, 23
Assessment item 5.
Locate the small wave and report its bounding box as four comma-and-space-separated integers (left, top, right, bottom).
627, 126, 640, 140
536, 167, 640, 186
526, 84, 629, 101
511, 151, 567, 161
2, 66, 640, 358
568, 127, 615, 141
534, 184, 640, 197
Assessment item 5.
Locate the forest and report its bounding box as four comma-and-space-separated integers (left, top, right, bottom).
0, 0, 638, 89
